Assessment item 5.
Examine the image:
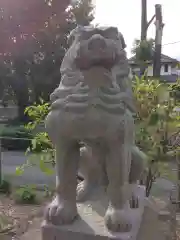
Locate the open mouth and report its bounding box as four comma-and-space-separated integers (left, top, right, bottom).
76, 56, 117, 71
90, 58, 116, 70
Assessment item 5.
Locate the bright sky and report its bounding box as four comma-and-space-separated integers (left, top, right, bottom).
93, 0, 180, 59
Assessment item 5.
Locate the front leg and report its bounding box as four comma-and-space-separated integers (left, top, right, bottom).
45, 140, 79, 225
104, 139, 132, 232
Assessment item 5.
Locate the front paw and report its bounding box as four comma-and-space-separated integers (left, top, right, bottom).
104, 206, 132, 233
76, 180, 93, 202
45, 197, 78, 225
129, 195, 139, 209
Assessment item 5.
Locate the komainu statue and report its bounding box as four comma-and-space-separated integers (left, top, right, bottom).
45, 25, 146, 233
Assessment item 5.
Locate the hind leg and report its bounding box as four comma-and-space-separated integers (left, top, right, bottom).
129, 146, 146, 208
77, 145, 96, 202
77, 142, 106, 202
45, 139, 79, 225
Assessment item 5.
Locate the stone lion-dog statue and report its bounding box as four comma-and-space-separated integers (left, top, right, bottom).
45, 25, 146, 233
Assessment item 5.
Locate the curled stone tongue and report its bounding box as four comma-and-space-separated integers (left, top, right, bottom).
82, 67, 112, 88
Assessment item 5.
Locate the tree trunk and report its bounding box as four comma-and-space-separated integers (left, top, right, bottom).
153, 4, 163, 78
10, 76, 30, 123
17, 100, 30, 123
0, 140, 2, 185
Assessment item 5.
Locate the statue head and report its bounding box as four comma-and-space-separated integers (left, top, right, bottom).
59, 25, 130, 90
67, 25, 127, 71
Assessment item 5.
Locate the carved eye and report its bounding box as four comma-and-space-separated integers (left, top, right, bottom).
80, 30, 95, 40
101, 27, 119, 40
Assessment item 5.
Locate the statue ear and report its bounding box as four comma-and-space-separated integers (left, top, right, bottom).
119, 33, 126, 49
68, 25, 84, 46
68, 29, 77, 46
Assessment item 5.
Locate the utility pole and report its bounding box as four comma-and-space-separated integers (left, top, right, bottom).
141, 0, 156, 41
140, 0, 155, 75
140, 0, 147, 75
141, 0, 147, 41
153, 4, 164, 78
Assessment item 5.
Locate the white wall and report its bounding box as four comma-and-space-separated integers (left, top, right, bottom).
172, 67, 178, 75
177, 70, 180, 76
161, 64, 171, 75
147, 64, 172, 76
131, 63, 178, 76
147, 65, 153, 76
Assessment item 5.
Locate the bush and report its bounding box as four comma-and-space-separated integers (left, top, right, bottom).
14, 185, 37, 204
0, 179, 11, 195
0, 125, 33, 151
16, 78, 180, 198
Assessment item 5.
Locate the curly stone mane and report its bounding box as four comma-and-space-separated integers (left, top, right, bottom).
49, 25, 135, 117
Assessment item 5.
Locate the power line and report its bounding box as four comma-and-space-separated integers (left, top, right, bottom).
163, 41, 180, 46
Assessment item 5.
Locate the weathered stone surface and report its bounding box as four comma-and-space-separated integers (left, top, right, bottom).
138, 199, 168, 240
44, 25, 146, 233
42, 186, 146, 240
77, 144, 147, 202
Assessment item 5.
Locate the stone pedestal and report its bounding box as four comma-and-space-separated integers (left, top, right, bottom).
42, 186, 147, 240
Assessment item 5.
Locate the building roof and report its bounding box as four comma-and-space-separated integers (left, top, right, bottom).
129, 52, 179, 65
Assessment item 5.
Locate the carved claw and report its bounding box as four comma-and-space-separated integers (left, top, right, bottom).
45, 197, 78, 225
104, 206, 132, 233
129, 195, 139, 209
76, 180, 95, 202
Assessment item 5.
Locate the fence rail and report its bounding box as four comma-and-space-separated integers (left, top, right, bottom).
0, 136, 33, 184
0, 130, 179, 184
0, 137, 33, 141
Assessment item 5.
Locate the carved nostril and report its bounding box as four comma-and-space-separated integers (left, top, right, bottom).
88, 37, 106, 50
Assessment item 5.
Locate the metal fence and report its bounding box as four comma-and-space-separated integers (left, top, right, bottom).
0, 130, 180, 183
0, 136, 57, 193
0, 136, 33, 184
166, 130, 180, 240
0, 133, 180, 238
168, 130, 180, 150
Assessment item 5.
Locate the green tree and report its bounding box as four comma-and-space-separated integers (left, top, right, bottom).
133, 76, 180, 196
131, 38, 154, 76
0, 0, 94, 122
70, 0, 94, 25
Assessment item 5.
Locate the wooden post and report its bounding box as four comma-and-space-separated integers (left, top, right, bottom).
153, 4, 164, 78
169, 202, 177, 240
177, 153, 180, 210
169, 187, 178, 240
0, 139, 2, 185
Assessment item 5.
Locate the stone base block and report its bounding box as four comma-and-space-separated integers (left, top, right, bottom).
42, 186, 146, 240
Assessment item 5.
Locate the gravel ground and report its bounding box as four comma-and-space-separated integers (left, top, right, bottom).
0, 193, 49, 240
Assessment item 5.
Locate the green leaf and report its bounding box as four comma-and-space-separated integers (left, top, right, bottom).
167, 151, 176, 157
15, 167, 24, 176
27, 154, 39, 166
31, 139, 37, 150
39, 158, 54, 176
148, 112, 159, 126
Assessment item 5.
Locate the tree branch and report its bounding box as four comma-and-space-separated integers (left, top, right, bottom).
146, 14, 155, 30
